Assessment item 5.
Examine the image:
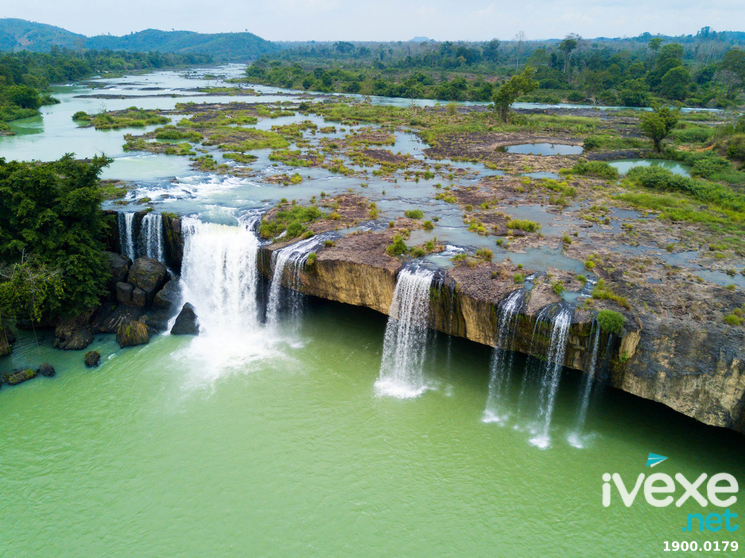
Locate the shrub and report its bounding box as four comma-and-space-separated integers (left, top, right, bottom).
506, 219, 540, 232
570, 161, 619, 180
386, 234, 408, 256
513, 273, 525, 283
306, 252, 316, 266
405, 209, 424, 219
592, 279, 631, 310
475, 248, 493, 261
597, 309, 626, 334
422, 220, 434, 231
410, 246, 426, 257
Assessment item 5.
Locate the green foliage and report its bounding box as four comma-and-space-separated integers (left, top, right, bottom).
86, 107, 170, 130
492, 67, 538, 122
569, 161, 619, 180
625, 166, 745, 213
552, 282, 566, 295
640, 105, 680, 152
475, 248, 493, 261
0, 155, 111, 318
513, 273, 525, 283
153, 125, 204, 142
259, 204, 322, 240
506, 219, 541, 232
597, 309, 626, 334
592, 279, 631, 310
422, 220, 434, 231
404, 209, 424, 219
386, 234, 408, 256
306, 252, 316, 266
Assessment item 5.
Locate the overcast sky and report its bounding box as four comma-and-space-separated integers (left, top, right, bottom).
6, 0, 743, 41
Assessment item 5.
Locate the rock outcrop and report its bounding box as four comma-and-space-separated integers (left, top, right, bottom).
171, 303, 199, 335
0, 325, 15, 357
116, 319, 150, 348
258, 234, 745, 434
84, 351, 101, 367
127, 257, 168, 306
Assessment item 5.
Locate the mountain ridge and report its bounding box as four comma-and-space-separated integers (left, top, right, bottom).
0, 19, 277, 60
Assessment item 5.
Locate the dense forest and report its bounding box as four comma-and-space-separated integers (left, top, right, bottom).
245, 29, 745, 108
0, 48, 212, 129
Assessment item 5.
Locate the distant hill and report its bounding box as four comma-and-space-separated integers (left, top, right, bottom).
0, 19, 277, 60
0, 18, 85, 51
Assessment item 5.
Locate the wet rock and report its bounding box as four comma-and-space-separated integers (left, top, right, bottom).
171, 303, 199, 335
0, 325, 16, 357
84, 351, 101, 368
91, 304, 144, 334
127, 257, 168, 305
116, 318, 150, 348
38, 363, 56, 377
153, 278, 181, 311
163, 214, 184, 273
54, 310, 95, 351
131, 287, 147, 308
106, 251, 131, 295
116, 282, 134, 304
6, 368, 37, 385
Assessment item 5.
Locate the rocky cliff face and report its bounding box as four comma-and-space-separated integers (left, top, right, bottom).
259, 234, 745, 434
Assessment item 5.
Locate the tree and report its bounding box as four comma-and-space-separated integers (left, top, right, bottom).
640, 105, 680, 152
660, 66, 691, 100
559, 34, 581, 75
492, 66, 537, 122
514, 31, 526, 73
0, 255, 64, 325
0, 154, 112, 318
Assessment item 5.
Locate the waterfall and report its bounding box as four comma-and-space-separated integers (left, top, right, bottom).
180, 214, 262, 334
529, 303, 574, 449
483, 289, 524, 424
141, 213, 164, 262
266, 236, 322, 327
118, 212, 136, 261
177, 212, 290, 379
375, 266, 434, 399
567, 320, 601, 448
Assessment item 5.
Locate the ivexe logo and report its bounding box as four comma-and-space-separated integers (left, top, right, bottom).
602, 454, 739, 532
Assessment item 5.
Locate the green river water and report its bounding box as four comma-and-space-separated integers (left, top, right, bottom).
0, 67, 743, 557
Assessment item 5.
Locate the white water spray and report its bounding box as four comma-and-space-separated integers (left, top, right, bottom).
118, 212, 136, 261
483, 289, 524, 424
529, 304, 573, 449
266, 236, 320, 327
178, 213, 287, 381
141, 213, 164, 262
375, 266, 434, 399
568, 322, 602, 448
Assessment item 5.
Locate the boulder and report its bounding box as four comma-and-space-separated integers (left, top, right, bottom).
116, 282, 134, 304
54, 310, 95, 351
153, 278, 181, 311
0, 325, 15, 357
116, 319, 150, 348
37, 363, 56, 377
131, 287, 147, 308
106, 251, 131, 295
5, 368, 37, 386
171, 303, 199, 335
91, 304, 144, 334
127, 257, 168, 305
84, 351, 101, 367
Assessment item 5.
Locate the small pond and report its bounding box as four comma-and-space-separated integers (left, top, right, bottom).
608, 159, 691, 177
497, 143, 584, 156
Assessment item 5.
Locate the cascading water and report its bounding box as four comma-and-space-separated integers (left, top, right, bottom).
375, 266, 434, 399
483, 289, 524, 424
178, 213, 275, 377
529, 303, 574, 449
567, 320, 601, 448
118, 212, 136, 261
141, 212, 164, 262
266, 236, 323, 327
